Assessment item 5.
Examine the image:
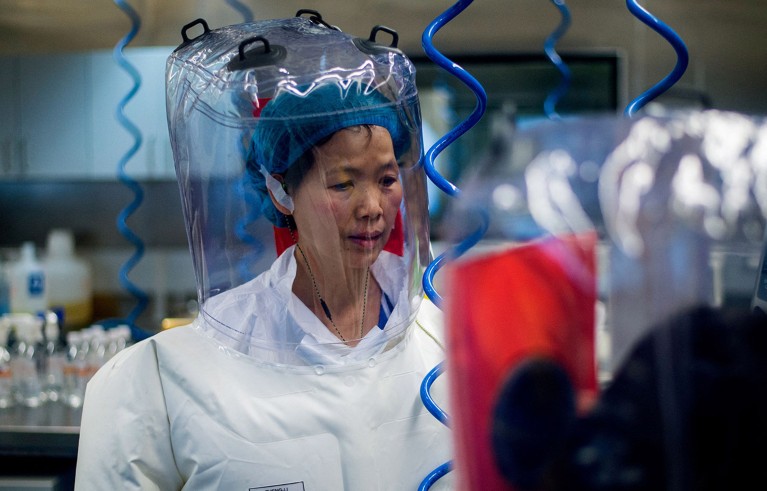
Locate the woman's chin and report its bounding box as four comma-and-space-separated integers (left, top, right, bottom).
345, 244, 381, 268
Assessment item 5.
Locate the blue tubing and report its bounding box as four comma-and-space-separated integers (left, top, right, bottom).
225, 0, 254, 22
420, 362, 450, 425
234, 173, 265, 283
420, 0, 487, 198
420, 2, 489, 488
423, 209, 489, 308
624, 0, 689, 117
113, 0, 150, 340
423, 253, 450, 309
543, 0, 572, 120
418, 461, 453, 491
420, 0, 488, 308
418, 361, 452, 490
227, 0, 259, 283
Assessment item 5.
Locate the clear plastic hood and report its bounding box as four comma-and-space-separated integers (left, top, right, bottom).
166, 16, 429, 366
446, 109, 767, 371
442, 109, 767, 490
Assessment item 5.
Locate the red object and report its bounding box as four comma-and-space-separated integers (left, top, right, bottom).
273, 209, 404, 257
252, 98, 271, 118
273, 225, 296, 257
445, 232, 598, 490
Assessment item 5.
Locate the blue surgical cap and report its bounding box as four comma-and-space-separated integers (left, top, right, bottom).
247, 82, 412, 226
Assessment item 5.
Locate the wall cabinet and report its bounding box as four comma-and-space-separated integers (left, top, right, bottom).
19, 54, 92, 178
0, 58, 20, 177
0, 47, 175, 181
90, 47, 174, 180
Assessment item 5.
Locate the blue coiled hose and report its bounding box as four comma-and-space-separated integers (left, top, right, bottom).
420, 0, 488, 308
624, 0, 689, 117
419, 1, 488, 488
420, 0, 487, 200
543, 0, 572, 120
223, 1, 263, 283
422, 209, 489, 309
112, 0, 150, 341
234, 167, 266, 283
225, 0, 254, 23
420, 362, 450, 425
418, 461, 454, 491
418, 363, 453, 490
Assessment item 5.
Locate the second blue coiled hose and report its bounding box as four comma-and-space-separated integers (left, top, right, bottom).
420, 0, 488, 308
419, 1, 488, 489
624, 0, 689, 117
543, 0, 572, 120
225, 0, 254, 22
112, 0, 150, 340
420, 0, 487, 201
220, 0, 264, 283
417, 2, 687, 487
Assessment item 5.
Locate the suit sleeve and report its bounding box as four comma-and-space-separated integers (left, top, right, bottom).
75, 338, 184, 491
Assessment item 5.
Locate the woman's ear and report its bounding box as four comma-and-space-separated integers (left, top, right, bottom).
268, 174, 294, 215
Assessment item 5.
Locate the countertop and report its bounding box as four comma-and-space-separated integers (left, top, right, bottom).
0, 403, 81, 458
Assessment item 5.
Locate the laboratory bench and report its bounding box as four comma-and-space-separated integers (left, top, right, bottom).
0, 403, 81, 490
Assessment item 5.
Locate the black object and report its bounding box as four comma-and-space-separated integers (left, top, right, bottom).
491, 357, 576, 490
354, 25, 402, 55
295, 9, 340, 31
491, 306, 767, 490
177, 18, 211, 51
549, 306, 767, 491
227, 36, 287, 71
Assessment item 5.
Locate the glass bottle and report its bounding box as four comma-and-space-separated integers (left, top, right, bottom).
43, 311, 65, 403
63, 330, 83, 408
10, 315, 44, 407
0, 316, 13, 408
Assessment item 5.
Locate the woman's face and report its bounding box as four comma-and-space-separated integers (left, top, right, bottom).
290, 125, 403, 269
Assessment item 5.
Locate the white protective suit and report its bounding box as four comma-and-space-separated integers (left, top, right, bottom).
75, 248, 453, 490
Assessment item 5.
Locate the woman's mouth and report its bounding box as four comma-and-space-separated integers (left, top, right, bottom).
348, 231, 383, 249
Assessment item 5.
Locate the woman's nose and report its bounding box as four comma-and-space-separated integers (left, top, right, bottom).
356, 187, 383, 220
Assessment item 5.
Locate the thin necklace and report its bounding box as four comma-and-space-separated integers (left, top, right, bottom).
290, 226, 369, 344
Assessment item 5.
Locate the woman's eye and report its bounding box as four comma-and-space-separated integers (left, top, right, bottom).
381, 176, 399, 187
330, 181, 353, 191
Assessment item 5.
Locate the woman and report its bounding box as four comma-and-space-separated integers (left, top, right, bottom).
75, 15, 452, 490
266, 123, 403, 346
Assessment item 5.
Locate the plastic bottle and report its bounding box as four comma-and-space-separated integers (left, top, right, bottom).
105, 328, 121, 361
69, 329, 94, 409
43, 311, 65, 403
85, 326, 107, 379
63, 330, 83, 408
114, 324, 132, 352
0, 316, 13, 408
69, 327, 96, 407
9, 242, 47, 315
44, 229, 93, 329
10, 314, 45, 407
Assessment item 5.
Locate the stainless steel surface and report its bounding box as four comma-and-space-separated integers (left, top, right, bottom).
0, 403, 81, 458
0, 476, 63, 491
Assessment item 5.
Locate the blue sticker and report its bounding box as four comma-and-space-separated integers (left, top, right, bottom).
28, 273, 45, 296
